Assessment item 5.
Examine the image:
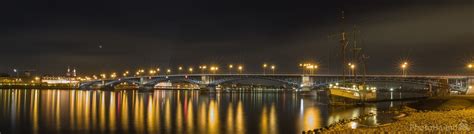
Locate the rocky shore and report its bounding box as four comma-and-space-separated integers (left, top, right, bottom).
303, 95, 474, 133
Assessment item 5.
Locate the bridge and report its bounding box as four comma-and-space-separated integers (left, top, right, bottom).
79, 74, 474, 95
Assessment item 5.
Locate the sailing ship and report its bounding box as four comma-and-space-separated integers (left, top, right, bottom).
327, 10, 377, 105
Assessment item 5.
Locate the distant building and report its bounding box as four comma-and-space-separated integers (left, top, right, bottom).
41, 76, 79, 84
66, 66, 77, 77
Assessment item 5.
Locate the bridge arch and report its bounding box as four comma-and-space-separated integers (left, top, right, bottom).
103, 78, 141, 87
143, 77, 202, 87
210, 76, 300, 87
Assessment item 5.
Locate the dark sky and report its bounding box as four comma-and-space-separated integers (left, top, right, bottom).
1, 0, 473, 75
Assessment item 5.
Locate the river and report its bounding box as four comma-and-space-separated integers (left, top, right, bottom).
0, 89, 423, 134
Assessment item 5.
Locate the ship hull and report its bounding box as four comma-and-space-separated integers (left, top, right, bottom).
328, 88, 376, 105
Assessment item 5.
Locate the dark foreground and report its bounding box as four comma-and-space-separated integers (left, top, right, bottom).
316, 95, 474, 133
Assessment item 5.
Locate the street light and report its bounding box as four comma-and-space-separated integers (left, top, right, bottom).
123, 71, 129, 77
100, 74, 106, 79
111, 73, 117, 79
350, 64, 355, 76
263, 63, 268, 75
238, 65, 243, 74
149, 69, 156, 75
401, 62, 408, 77
271, 65, 275, 74
178, 66, 183, 74
305, 64, 318, 75
210, 66, 219, 74
188, 67, 193, 74
468, 63, 473, 75
166, 69, 171, 75
228, 64, 233, 74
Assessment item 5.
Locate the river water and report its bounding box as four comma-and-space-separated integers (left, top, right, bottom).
0, 89, 421, 134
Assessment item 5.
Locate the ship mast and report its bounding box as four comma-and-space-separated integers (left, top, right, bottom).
340, 10, 349, 81
352, 25, 362, 82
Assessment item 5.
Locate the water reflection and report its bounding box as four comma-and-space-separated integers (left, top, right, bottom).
0, 89, 389, 134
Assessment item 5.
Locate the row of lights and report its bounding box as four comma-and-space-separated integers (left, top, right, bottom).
86, 61, 474, 80
299, 63, 318, 74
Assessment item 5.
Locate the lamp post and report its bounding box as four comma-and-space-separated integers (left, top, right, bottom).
263, 63, 267, 75
123, 71, 129, 77
188, 67, 193, 74
238, 66, 243, 74
271, 65, 275, 74
200, 66, 207, 74
350, 64, 355, 77
401, 62, 408, 77
210, 66, 218, 74
111, 72, 117, 79
149, 69, 156, 75
228, 64, 233, 74
468, 63, 473, 75
299, 64, 304, 75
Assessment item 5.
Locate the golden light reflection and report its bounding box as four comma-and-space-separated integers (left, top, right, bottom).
236, 101, 246, 134
100, 92, 106, 132
55, 90, 61, 131
77, 91, 83, 130
299, 107, 321, 131
176, 94, 183, 134
269, 104, 278, 134
260, 104, 278, 134
260, 106, 268, 134
70, 90, 76, 131
121, 92, 129, 130
33, 90, 39, 133
92, 91, 97, 130
199, 100, 207, 134
135, 95, 145, 133
164, 98, 171, 133
208, 100, 219, 134
153, 91, 161, 132
147, 96, 156, 133
109, 92, 116, 132
186, 98, 194, 133
226, 103, 234, 134
0, 89, 385, 134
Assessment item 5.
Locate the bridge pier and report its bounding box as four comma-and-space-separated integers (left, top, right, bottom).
299, 76, 313, 91
138, 85, 154, 92
432, 79, 451, 97
200, 84, 217, 93
466, 78, 474, 95
101, 85, 115, 91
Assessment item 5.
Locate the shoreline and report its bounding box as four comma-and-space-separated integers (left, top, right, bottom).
306, 95, 474, 133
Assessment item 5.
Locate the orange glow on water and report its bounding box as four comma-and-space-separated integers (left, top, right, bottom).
0, 89, 381, 133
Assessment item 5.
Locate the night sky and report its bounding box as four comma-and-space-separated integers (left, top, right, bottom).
1, 0, 472, 75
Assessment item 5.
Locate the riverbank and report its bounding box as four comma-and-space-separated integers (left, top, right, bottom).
0, 85, 78, 89
313, 95, 474, 133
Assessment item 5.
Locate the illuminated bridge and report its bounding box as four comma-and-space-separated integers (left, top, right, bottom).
79, 74, 474, 94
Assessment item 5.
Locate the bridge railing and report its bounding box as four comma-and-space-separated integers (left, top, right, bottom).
79, 74, 472, 83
